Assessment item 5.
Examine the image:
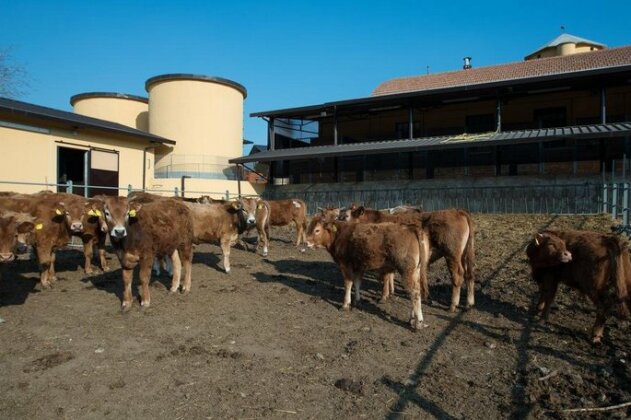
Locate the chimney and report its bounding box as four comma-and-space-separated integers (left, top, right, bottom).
463, 57, 472, 70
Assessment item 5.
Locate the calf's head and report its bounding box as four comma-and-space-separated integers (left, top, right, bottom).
318, 207, 341, 222
306, 216, 337, 249
0, 212, 35, 263
102, 197, 137, 240
238, 197, 260, 226
526, 232, 573, 269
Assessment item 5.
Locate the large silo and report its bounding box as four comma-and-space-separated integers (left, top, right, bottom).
70, 92, 149, 131
145, 74, 247, 181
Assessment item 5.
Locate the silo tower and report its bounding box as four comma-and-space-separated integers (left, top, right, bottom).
70, 92, 149, 131
145, 74, 247, 180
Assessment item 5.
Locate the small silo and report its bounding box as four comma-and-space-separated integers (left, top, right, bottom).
70, 92, 149, 131
145, 74, 247, 180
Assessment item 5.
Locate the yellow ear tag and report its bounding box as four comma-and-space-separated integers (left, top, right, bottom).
331, 225, 337, 233
128, 209, 137, 218
95, 210, 102, 217
257, 204, 263, 210
55, 209, 63, 215
88, 209, 96, 217
35, 223, 43, 230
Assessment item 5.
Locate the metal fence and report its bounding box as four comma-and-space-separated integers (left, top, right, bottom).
264, 182, 604, 214
0, 180, 238, 200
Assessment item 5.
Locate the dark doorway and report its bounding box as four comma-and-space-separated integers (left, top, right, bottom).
57, 146, 87, 196
89, 149, 119, 196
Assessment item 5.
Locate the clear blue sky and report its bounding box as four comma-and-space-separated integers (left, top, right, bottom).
3, 0, 630, 151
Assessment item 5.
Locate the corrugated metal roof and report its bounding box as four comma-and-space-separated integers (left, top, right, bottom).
229, 122, 631, 164
0, 97, 175, 144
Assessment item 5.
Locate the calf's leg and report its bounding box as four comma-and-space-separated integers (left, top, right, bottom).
446, 255, 465, 312
169, 250, 183, 293
138, 258, 152, 308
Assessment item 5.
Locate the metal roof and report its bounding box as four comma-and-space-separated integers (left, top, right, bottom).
229, 122, 631, 164
0, 97, 175, 144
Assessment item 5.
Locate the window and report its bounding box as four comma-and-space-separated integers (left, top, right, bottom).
465, 114, 495, 133
534, 107, 567, 128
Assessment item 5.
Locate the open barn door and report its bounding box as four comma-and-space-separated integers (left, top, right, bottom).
57, 146, 88, 197
89, 149, 119, 197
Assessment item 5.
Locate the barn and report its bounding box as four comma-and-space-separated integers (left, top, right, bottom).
0, 74, 261, 198
231, 35, 631, 212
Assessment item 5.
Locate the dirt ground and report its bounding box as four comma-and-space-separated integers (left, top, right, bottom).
0, 213, 630, 419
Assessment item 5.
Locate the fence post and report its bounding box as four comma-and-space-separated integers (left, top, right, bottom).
128, 184, 132, 195
603, 183, 608, 213
624, 183, 630, 228
612, 183, 619, 219
67, 180, 73, 194
174, 187, 179, 197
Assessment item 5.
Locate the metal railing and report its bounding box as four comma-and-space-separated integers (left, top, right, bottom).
0, 180, 237, 200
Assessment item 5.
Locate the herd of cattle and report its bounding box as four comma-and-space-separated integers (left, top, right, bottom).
0, 190, 629, 343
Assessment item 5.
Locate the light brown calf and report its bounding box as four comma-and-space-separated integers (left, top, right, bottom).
344, 206, 475, 312
0, 211, 35, 263
267, 199, 308, 246
182, 201, 249, 273
306, 215, 429, 330
238, 197, 271, 256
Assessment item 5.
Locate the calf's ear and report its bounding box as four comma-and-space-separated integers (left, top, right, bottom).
128, 202, 142, 218
534, 233, 545, 246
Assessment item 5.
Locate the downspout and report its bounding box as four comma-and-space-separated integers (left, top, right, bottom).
142, 143, 156, 191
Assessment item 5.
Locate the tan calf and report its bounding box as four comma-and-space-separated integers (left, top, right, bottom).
306, 215, 429, 330
267, 199, 308, 247
238, 197, 271, 256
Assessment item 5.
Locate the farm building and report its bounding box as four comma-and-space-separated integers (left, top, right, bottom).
231, 35, 631, 211
0, 74, 261, 198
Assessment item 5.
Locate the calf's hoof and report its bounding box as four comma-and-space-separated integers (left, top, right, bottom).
40, 282, 52, 290
592, 335, 603, 344
121, 302, 132, 313
449, 305, 458, 313
340, 304, 351, 312
224, 267, 231, 274
378, 297, 389, 304
140, 301, 151, 309
102, 266, 110, 272
169, 287, 179, 293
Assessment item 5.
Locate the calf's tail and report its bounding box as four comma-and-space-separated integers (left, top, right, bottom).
461, 211, 476, 285
607, 236, 630, 318
413, 227, 429, 300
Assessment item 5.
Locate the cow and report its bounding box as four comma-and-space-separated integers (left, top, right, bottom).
266, 199, 308, 247
0, 211, 35, 263
238, 197, 271, 256
382, 204, 423, 215
306, 215, 429, 330
0, 193, 77, 288
317, 207, 342, 222
101, 196, 195, 311
342, 205, 475, 312
526, 229, 631, 343
182, 201, 249, 273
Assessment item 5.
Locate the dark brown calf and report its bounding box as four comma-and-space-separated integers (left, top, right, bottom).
526, 230, 631, 343
102, 196, 195, 311
344, 206, 476, 312
306, 215, 429, 329
238, 197, 271, 256
267, 199, 308, 246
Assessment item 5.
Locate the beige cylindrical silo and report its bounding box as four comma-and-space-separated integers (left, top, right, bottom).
70, 92, 149, 132
556, 42, 577, 57
145, 74, 247, 177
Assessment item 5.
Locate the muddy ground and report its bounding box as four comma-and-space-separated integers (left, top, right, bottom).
0, 213, 630, 419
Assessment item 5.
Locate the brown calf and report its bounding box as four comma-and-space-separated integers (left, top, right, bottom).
343, 206, 476, 312
526, 230, 631, 343
0, 211, 35, 263
306, 215, 429, 330
317, 207, 342, 222
0, 193, 75, 288
267, 199, 308, 247
238, 197, 271, 256
182, 201, 249, 273
102, 196, 195, 311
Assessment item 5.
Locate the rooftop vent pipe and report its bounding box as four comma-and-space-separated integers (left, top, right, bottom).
463, 57, 472, 70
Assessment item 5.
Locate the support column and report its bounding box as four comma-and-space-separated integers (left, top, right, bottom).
334, 106, 338, 146
268, 117, 275, 151
600, 86, 607, 124
408, 107, 414, 140
496, 96, 502, 132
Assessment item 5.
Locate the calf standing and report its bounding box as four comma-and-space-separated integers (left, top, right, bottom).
267, 199, 308, 247
238, 197, 271, 256
306, 215, 429, 330
182, 201, 249, 273
344, 206, 475, 312
526, 230, 631, 343
102, 196, 195, 311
